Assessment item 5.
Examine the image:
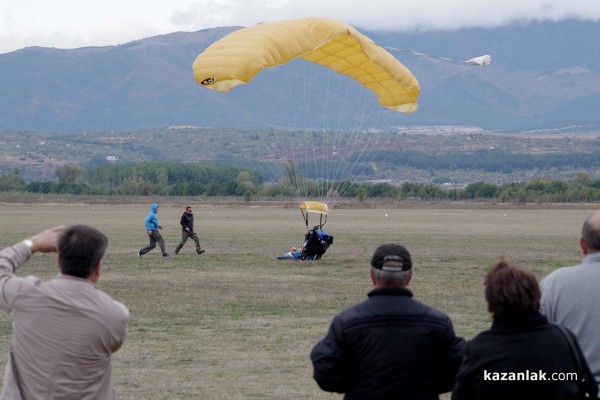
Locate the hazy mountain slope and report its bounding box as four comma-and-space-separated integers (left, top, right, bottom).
1, 20, 599, 133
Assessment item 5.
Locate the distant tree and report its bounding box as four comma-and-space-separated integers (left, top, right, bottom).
575, 172, 590, 185
284, 160, 303, 194
0, 167, 26, 192
416, 183, 447, 200
84, 161, 261, 195
462, 182, 498, 199
55, 165, 83, 184
398, 182, 446, 200
116, 178, 149, 196
236, 171, 255, 195
367, 183, 398, 198
356, 187, 368, 202
25, 181, 55, 194
499, 190, 511, 203
515, 187, 528, 204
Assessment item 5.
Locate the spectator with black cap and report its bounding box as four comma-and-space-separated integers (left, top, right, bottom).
310, 243, 466, 399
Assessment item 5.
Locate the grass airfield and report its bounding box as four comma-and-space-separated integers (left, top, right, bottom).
0, 201, 596, 399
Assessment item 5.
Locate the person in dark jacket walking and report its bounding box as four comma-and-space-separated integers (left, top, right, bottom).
137, 203, 170, 259
452, 261, 598, 400
310, 243, 466, 400
174, 206, 204, 255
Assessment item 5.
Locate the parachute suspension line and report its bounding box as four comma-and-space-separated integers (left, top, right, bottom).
289, 62, 321, 198
224, 62, 397, 205
328, 69, 349, 200
250, 69, 300, 199
315, 66, 331, 200
302, 208, 307, 228
321, 79, 351, 204
266, 62, 315, 201
206, 66, 293, 200
326, 67, 356, 203
301, 63, 318, 200
333, 127, 381, 200
284, 61, 331, 201
326, 91, 364, 203
343, 97, 399, 199
303, 62, 318, 202
378, 43, 492, 66
249, 68, 313, 201
296, 66, 396, 206
334, 72, 372, 199
305, 65, 352, 203
327, 71, 393, 203
323, 73, 347, 203
290, 64, 313, 200
339, 127, 383, 196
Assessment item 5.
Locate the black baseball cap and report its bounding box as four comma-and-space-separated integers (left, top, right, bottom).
371, 244, 412, 272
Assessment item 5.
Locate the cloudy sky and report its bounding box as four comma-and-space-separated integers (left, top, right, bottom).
2, 0, 599, 54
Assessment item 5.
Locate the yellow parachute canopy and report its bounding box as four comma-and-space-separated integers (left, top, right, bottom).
300, 201, 328, 228
300, 201, 329, 215
192, 17, 419, 113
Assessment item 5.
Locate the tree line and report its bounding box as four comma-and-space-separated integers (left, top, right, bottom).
1, 162, 262, 197
2, 162, 600, 203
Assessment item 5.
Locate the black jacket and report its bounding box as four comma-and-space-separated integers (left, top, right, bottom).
180, 212, 194, 232
452, 312, 598, 400
311, 287, 466, 400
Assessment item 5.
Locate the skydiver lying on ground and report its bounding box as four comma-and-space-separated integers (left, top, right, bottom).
277, 246, 303, 260
277, 226, 333, 260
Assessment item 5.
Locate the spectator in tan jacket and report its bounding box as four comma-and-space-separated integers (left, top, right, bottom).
0, 225, 129, 400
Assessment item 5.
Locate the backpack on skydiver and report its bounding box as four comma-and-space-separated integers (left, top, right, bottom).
276, 201, 334, 260
300, 226, 334, 260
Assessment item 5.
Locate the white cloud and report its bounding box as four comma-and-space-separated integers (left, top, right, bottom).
1, 0, 599, 53
165, 0, 600, 31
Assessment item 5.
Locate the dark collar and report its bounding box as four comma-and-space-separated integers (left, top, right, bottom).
491, 312, 548, 330
368, 287, 413, 298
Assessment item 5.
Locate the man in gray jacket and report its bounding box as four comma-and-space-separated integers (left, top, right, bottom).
0, 225, 129, 400
541, 209, 600, 392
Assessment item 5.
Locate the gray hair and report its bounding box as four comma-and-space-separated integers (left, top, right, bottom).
371, 267, 411, 287
582, 210, 600, 251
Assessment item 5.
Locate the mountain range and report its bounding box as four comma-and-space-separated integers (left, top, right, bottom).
1, 20, 599, 133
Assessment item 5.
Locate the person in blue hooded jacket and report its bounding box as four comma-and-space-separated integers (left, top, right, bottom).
137, 203, 170, 259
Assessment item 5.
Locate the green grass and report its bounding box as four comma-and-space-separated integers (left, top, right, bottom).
0, 201, 596, 399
